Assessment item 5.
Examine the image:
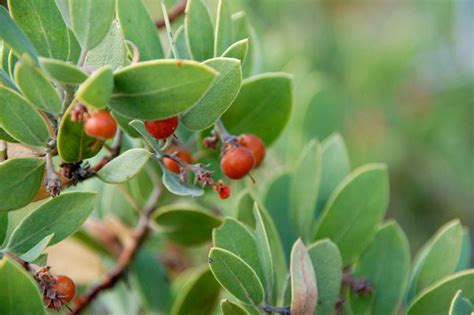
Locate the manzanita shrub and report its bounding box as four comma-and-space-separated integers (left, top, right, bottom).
0, 0, 471, 315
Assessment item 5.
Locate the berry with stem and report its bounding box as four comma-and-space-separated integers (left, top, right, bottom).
145, 116, 179, 140
221, 146, 255, 180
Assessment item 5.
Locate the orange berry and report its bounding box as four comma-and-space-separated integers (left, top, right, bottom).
238, 133, 266, 167
221, 147, 255, 180
84, 111, 117, 140
144, 116, 179, 139
163, 147, 193, 174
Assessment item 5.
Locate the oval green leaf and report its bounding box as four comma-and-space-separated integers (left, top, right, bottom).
185, 0, 214, 61
175, 26, 192, 60
6, 192, 97, 254
109, 60, 218, 119
308, 239, 342, 315
20, 233, 54, 262
57, 103, 104, 163
221, 299, 249, 315
214, 0, 233, 56
208, 247, 265, 306
117, 0, 164, 61
85, 21, 127, 70
0, 6, 38, 60
290, 140, 322, 240
222, 39, 249, 62
181, 57, 242, 131
14, 55, 62, 114
171, 266, 221, 315
290, 239, 317, 315
0, 127, 18, 143
456, 228, 471, 272
40, 57, 88, 84
98, 148, 151, 183
0, 257, 46, 315
8, 0, 80, 61
407, 270, 474, 315
213, 218, 265, 287
407, 219, 463, 300
162, 167, 205, 197
0, 157, 44, 212
75, 65, 113, 109
314, 164, 389, 265
154, 205, 222, 246
316, 133, 351, 216
69, 0, 115, 50
0, 212, 7, 244
449, 290, 473, 315
222, 73, 292, 145
350, 221, 411, 315
0, 87, 50, 146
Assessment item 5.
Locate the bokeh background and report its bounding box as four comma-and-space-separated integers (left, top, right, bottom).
198, 0, 474, 253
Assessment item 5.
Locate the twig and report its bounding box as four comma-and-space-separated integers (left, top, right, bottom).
262, 305, 291, 315
44, 148, 62, 197
71, 186, 162, 314
155, 0, 187, 29
342, 271, 373, 294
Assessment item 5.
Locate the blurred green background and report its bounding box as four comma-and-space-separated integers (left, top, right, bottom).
207, 0, 474, 253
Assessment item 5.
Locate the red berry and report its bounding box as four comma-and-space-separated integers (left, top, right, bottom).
221, 147, 255, 180
145, 116, 179, 139
219, 185, 231, 199
51, 275, 75, 303
163, 147, 193, 174
238, 133, 266, 167
84, 111, 117, 140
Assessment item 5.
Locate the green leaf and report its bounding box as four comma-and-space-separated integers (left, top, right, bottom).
154, 205, 222, 246
185, 0, 214, 61
253, 203, 287, 305
308, 239, 342, 315
208, 247, 265, 306
131, 247, 171, 313
314, 164, 389, 265
290, 140, 322, 240
6, 192, 97, 254
407, 270, 474, 315
222, 73, 292, 145
213, 218, 265, 288
109, 60, 218, 119
14, 55, 62, 114
222, 39, 249, 62
232, 12, 260, 77
75, 65, 113, 109
236, 190, 256, 229
0, 86, 50, 146
0, 157, 44, 212
456, 228, 471, 272
57, 103, 104, 163
407, 220, 463, 299
254, 203, 275, 304
112, 111, 140, 138
0, 257, 46, 315
39, 57, 88, 84
0, 68, 18, 90
0, 212, 7, 244
290, 239, 317, 315
0, 127, 18, 143
181, 58, 242, 131
221, 299, 249, 315
55, 0, 71, 27
171, 266, 221, 315
69, 0, 115, 50
175, 26, 192, 60
7, 50, 18, 78
117, 0, 164, 61
162, 167, 205, 197
20, 233, 54, 262
0, 6, 38, 60
449, 290, 473, 315
98, 149, 151, 183
349, 221, 411, 315
264, 172, 295, 259
8, 0, 80, 61
316, 133, 351, 217
85, 21, 127, 70
214, 0, 233, 56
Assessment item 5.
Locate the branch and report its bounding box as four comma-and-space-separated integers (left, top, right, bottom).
155, 0, 187, 29
342, 271, 373, 294
71, 186, 161, 315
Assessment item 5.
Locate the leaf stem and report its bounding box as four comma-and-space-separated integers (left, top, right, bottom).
155, 0, 187, 29
160, 0, 180, 59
